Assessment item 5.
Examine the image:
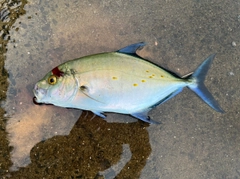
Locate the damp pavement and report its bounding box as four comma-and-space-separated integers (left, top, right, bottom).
0, 0, 240, 178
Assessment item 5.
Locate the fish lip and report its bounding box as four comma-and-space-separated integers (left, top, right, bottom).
33, 96, 43, 105
32, 90, 43, 105
32, 84, 47, 105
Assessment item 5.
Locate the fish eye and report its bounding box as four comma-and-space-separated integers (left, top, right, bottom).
48, 75, 57, 85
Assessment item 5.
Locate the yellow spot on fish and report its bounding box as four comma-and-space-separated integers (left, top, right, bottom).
141, 80, 146, 82
152, 74, 155, 76
112, 77, 117, 80
149, 76, 153, 78
133, 83, 138, 86
161, 75, 164, 78
146, 70, 149, 73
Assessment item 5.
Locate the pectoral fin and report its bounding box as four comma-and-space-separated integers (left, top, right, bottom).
79, 85, 105, 104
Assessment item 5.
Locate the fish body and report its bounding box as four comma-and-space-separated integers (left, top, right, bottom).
33, 42, 223, 124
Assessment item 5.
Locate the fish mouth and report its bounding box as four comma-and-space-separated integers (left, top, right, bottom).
33, 96, 43, 105
32, 84, 48, 105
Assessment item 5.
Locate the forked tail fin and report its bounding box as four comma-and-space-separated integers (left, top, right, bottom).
187, 54, 224, 113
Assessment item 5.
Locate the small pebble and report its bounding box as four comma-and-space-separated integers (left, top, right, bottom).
232, 41, 236, 47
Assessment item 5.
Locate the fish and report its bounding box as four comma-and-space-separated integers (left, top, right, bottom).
33, 42, 224, 124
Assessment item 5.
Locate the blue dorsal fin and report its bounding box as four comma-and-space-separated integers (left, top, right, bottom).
117, 42, 146, 56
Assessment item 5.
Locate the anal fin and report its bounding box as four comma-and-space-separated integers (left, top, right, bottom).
92, 111, 106, 118
131, 110, 161, 124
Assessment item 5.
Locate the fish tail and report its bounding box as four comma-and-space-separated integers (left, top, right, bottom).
186, 54, 224, 113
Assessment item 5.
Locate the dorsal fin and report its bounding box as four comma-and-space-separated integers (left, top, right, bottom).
117, 42, 182, 78
117, 42, 146, 57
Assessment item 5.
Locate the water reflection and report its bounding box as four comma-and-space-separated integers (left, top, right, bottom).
0, 0, 29, 175
9, 111, 151, 178
6, 95, 80, 171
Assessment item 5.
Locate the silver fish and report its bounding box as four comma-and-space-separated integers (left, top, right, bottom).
33, 42, 224, 124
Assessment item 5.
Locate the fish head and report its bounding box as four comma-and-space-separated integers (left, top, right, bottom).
33, 65, 78, 106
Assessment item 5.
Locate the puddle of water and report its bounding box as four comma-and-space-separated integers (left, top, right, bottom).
8, 111, 151, 178
0, 0, 29, 174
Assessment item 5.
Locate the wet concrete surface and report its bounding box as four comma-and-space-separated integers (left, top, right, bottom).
0, 0, 240, 178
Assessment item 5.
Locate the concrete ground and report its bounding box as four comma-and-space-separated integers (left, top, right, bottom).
0, 0, 239, 178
